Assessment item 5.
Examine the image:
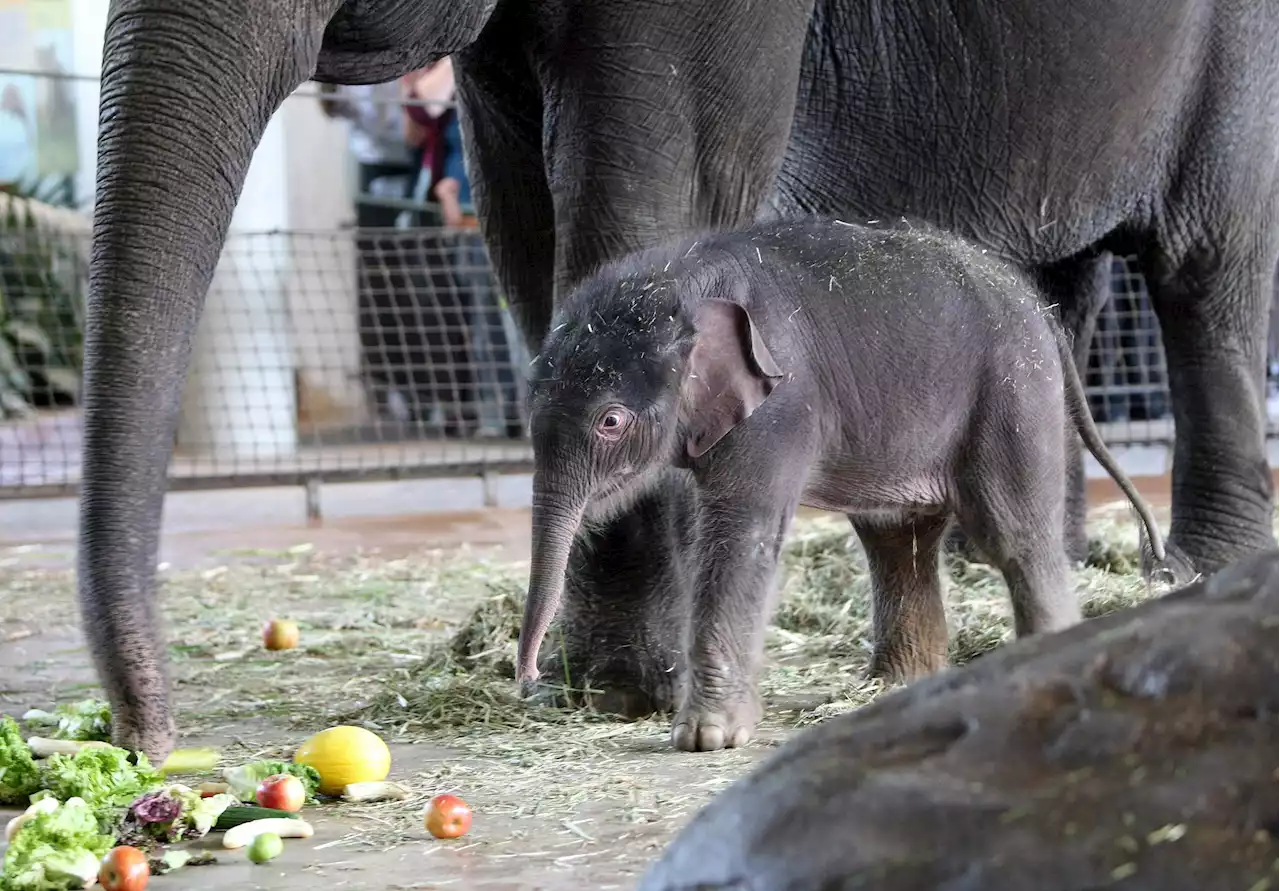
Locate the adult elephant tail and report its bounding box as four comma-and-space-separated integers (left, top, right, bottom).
80, 0, 340, 761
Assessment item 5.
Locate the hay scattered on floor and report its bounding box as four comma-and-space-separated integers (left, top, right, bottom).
0, 513, 1182, 852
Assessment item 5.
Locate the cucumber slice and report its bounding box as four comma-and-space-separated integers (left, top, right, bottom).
213, 805, 302, 832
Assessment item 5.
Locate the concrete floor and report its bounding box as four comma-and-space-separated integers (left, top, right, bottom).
2, 437, 1279, 570
0, 474, 537, 570
0, 453, 1274, 890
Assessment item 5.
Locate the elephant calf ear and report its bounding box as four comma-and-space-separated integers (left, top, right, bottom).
683, 299, 784, 458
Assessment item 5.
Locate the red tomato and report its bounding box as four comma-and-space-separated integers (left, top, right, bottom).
256, 773, 306, 812
99, 846, 150, 891
424, 793, 473, 839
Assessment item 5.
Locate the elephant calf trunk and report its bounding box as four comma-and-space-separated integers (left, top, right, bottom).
516, 497, 587, 687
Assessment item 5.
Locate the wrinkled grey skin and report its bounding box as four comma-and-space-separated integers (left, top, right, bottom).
517, 218, 1167, 752
85, 0, 1274, 759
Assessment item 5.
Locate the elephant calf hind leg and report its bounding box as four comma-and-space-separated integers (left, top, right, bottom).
852, 514, 951, 683
955, 501, 1079, 638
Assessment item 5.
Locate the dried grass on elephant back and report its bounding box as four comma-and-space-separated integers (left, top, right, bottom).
0, 510, 1184, 851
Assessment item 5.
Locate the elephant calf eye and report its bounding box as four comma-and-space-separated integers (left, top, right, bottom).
595, 407, 634, 441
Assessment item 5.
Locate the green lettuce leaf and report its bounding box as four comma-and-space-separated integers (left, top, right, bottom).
222, 760, 321, 802
0, 797, 113, 891
0, 716, 41, 805
119, 784, 235, 849
39, 746, 164, 823
187, 791, 236, 837
21, 701, 112, 743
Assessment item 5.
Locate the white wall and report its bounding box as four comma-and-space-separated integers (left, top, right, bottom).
68, 0, 106, 207
178, 110, 297, 457
278, 88, 369, 433
60, 5, 366, 453
177, 90, 366, 456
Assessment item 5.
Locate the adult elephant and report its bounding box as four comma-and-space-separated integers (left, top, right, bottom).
84, 0, 1276, 759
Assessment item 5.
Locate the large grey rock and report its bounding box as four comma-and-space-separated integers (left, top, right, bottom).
638, 549, 1279, 891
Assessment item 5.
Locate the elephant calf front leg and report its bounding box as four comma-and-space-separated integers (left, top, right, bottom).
672, 490, 799, 753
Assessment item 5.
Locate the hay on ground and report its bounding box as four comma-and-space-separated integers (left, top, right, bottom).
0, 513, 1182, 851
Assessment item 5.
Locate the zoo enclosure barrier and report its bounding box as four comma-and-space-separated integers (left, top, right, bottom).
0, 204, 1278, 506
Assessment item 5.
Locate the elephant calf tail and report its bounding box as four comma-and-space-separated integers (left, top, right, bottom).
1052, 328, 1168, 563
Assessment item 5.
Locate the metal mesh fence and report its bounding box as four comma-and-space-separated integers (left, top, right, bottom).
0, 213, 1277, 500
1084, 256, 1174, 443
0, 220, 534, 498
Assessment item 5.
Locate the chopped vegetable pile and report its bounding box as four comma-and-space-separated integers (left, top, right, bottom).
20, 702, 112, 744
0, 718, 41, 806
1, 796, 113, 891
117, 785, 236, 849
39, 747, 163, 825
222, 760, 321, 803
0, 701, 393, 888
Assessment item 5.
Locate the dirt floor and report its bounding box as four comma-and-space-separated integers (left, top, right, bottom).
0, 477, 1231, 890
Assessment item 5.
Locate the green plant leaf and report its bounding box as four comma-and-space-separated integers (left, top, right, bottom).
39, 367, 80, 398
5, 320, 54, 357
0, 389, 34, 419
0, 337, 18, 375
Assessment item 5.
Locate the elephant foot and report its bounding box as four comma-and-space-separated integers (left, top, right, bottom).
110, 708, 177, 765
868, 647, 948, 686
1141, 535, 1202, 588
535, 652, 679, 718
671, 690, 762, 753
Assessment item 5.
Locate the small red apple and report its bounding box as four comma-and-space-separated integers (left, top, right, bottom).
424, 793, 473, 839
256, 774, 306, 813
262, 618, 300, 651
99, 845, 150, 891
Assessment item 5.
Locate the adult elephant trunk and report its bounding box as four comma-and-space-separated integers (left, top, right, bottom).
516, 477, 589, 687
80, 0, 337, 760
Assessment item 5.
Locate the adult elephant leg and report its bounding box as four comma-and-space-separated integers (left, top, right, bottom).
82, 3, 342, 760
538, 0, 815, 297
456, 0, 815, 714
451, 19, 556, 358
1142, 217, 1279, 576
453, 32, 693, 716
543, 0, 813, 714
454, 29, 677, 705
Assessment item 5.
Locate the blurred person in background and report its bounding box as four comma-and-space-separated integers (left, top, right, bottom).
319, 80, 420, 226
320, 79, 446, 432
402, 58, 473, 229
404, 60, 524, 439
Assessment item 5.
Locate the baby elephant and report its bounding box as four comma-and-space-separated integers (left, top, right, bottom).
516, 217, 1165, 753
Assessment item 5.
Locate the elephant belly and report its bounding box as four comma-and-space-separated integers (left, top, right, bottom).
800, 462, 949, 518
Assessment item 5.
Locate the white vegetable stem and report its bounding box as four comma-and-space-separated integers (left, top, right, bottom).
26, 737, 112, 758
222, 818, 315, 849
342, 781, 410, 802
4, 796, 60, 841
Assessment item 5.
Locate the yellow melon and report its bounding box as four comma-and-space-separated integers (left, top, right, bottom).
293, 725, 391, 795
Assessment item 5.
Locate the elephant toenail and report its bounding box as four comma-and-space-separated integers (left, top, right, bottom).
698, 726, 726, 751
672, 723, 698, 752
